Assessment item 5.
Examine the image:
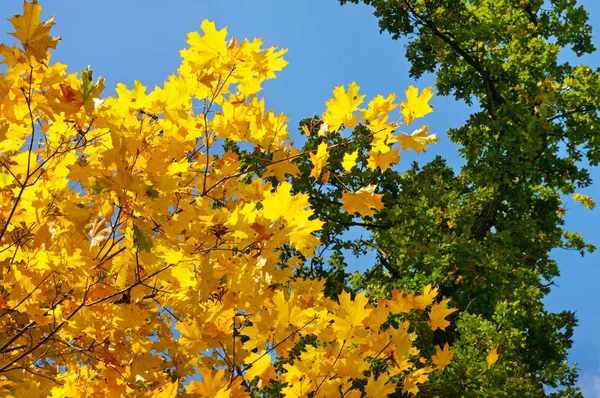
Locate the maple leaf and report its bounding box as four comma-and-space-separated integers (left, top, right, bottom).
428, 298, 458, 331
9, 0, 60, 60
183, 20, 228, 67
151, 380, 179, 398
398, 125, 438, 153
416, 284, 439, 309
272, 290, 312, 328
244, 350, 274, 381
340, 185, 385, 217
333, 290, 371, 337
309, 142, 330, 180
487, 345, 499, 369
186, 369, 231, 396
341, 150, 359, 173
322, 82, 365, 131
400, 85, 433, 125
364, 373, 395, 397
366, 147, 400, 171
402, 368, 430, 395
360, 93, 398, 123
262, 182, 294, 221
431, 343, 454, 370
263, 149, 300, 181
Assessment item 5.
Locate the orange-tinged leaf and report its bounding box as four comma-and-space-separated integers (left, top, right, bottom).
340, 185, 384, 217
322, 82, 365, 131
398, 125, 438, 153
186, 369, 231, 397
151, 380, 179, 398
428, 298, 457, 331
400, 85, 433, 125
9, 0, 60, 60
487, 345, 499, 369
431, 343, 454, 370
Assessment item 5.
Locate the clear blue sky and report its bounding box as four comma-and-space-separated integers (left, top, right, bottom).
1, 0, 599, 395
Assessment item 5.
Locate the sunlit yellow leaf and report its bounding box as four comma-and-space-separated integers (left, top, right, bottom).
244, 350, 273, 381
401, 85, 433, 125
309, 142, 329, 180
322, 82, 365, 131
398, 125, 438, 153
340, 185, 384, 217
428, 298, 458, 331
9, 0, 60, 60
342, 150, 359, 173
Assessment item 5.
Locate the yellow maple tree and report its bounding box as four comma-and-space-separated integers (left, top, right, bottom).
0, 2, 462, 396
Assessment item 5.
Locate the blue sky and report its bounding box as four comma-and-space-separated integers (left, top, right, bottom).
1, 0, 599, 394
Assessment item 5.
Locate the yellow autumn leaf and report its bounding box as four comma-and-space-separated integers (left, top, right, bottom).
263, 149, 300, 181
360, 93, 398, 124
402, 368, 430, 395
364, 373, 395, 397
400, 85, 433, 125
186, 369, 231, 397
167, 159, 190, 175
333, 290, 372, 337
182, 19, 228, 67
301, 124, 311, 136
428, 298, 458, 331
244, 350, 273, 381
0, 172, 14, 188
398, 125, 438, 153
309, 142, 329, 180
417, 284, 439, 308
322, 82, 365, 131
262, 181, 294, 221
487, 345, 499, 369
9, 0, 60, 60
340, 185, 385, 217
342, 150, 359, 173
366, 147, 400, 171
431, 343, 454, 370
151, 380, 179, 398
573, 193, 596, 210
